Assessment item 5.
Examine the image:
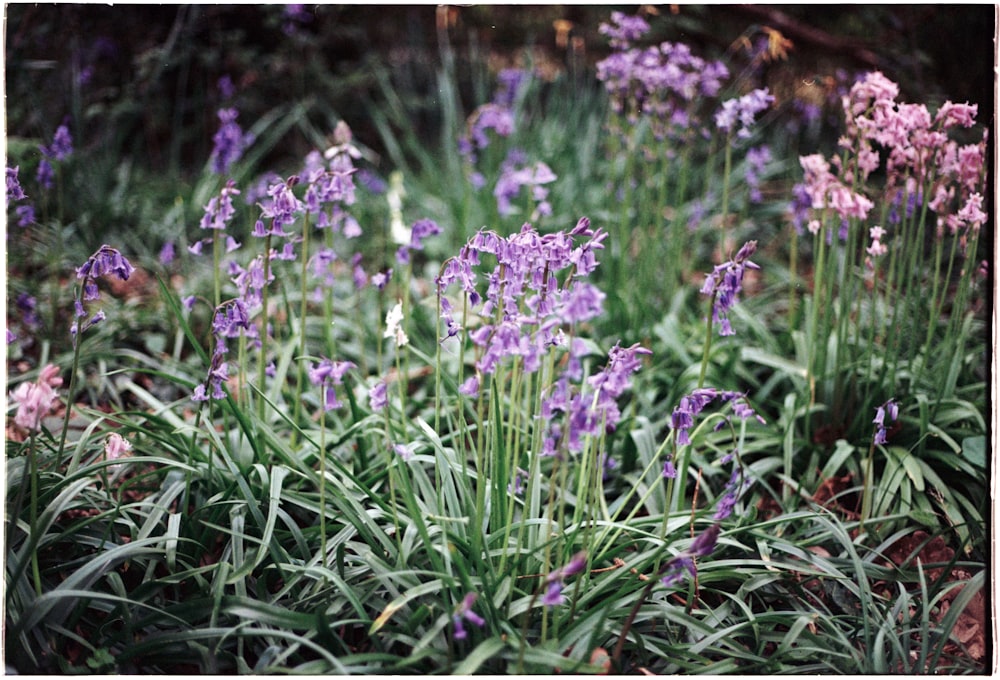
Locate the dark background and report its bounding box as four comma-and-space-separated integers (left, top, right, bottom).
6, 4, 995, 176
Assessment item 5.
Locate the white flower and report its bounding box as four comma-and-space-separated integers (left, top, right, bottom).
384, 300, 409, 348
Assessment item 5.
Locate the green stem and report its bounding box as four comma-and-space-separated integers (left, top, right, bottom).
696, 291, 718, 389
293, 214, 312, 441
57, 285, 87, 465
257, 235, 273, 425
28, 435, 42, 595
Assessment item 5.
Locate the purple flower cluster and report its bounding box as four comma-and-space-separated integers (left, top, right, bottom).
308, 358, 354, 410
41, 124, 74, 162
670, 387, 766, 449
596, 16, 730, 142
597, 10, 650, 50
72, 245, 135, 341
457, 68, 529, 186
541, 341, 651, 456
395, 218, 442, 265
37, 124, 74, 189
873, 398, 899, 445
436, 218, 608, 379
744, 145, 771, 203
452, 592, 486, 640
660, 523, 720, 587
7, 166, 34, 226
700, 240, 759, 336
493, 150, 557, 218
209, 108, 253, 175
193, 298, 251, 401
542, 551, 587, 606
254, 175, 305, 238
714, 88, 774, 139
7, 166, 26, 205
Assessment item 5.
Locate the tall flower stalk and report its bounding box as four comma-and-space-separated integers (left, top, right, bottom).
58, 246, 135, 463
790, 71, 987, 439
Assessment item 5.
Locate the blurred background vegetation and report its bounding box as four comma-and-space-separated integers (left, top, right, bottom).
6, 4, 993, 181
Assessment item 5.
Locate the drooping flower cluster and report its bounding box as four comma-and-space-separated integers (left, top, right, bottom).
6, 165, 34, 227
308, 358, 354, 410
6, 166, 26, 205
873, 398, 900, 445
542, 551, 587, 607
660, 522, 720, 587
395, 218, 442, 265
458, 68, 529, 188
700, 240, 759, 336
72, 245, 136, 341
209, 108, 253, 175
669, 387, 766, 449
596, 15, 730, 142
791, 71, 988, 246
744, 145, 772, 203
493, 150, 557, 218
37, 124, 73, 189
104, 432, 133, 472
714, 88, 775, 139
452, 592, 486, 640
9, 364, 63, 433
436, 218, 608, 379
541, 341, 651, 456
192, 299, 251, 402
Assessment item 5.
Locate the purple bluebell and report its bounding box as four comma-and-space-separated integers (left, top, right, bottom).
744, 145, 771, 203
210, 108, 253, 175
41, 124, 73, 161
453, 592, 486, 640
192, 298, 251, 402
543, 551, 587, 607
256, 175, 304, 237
715, 88, 774, 139
670, 387, 718, 446
369, 381, 388, 411
16, 204, 35, 227
16, 293, 41, 332
201, 179, 241, 230
309, 358, 354, 410
217, 74, 235, 100
700, 240, 759, 337
6, 166, 26, 204
494, 68, 527, 107
660, 523, 721, 587
159, 241, 176, 265
598, 11, 650, 49
36, 159, 54, 190
873, 398, 899, 445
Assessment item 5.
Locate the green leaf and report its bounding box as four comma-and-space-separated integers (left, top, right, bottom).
961, 435, 986, 469
453, 636, 507, 674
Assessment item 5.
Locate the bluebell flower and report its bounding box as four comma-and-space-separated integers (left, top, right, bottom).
715, 89, 774, 139
660, 523, 721, 587
543, 551, 587, 607
452, 592, 486, 640
15, 204, 35, 227
41, 124, 73, 161
6, 166, 26, 204
873, 398, 900, 445
369, 381, 388, 411
700, 240, 759, 337
210, 108, 253, 175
